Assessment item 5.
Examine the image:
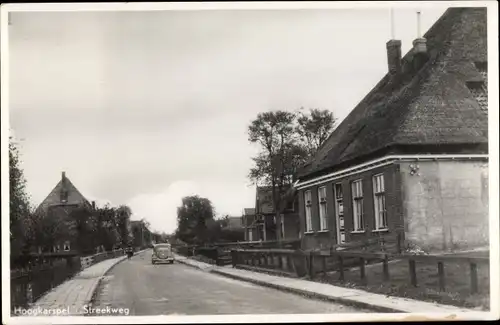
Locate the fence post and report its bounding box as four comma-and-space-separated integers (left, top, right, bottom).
383, 254, 390, 281
438, 261, 446, 292
360, 257, 366, 283
231, 250, 236, 268
470, 263, 478, 294
409, 259, 417, 287
338, 256, 345, 282
397, 233, 402, 254
322, 256, 327, 276
278, 254, 283, 270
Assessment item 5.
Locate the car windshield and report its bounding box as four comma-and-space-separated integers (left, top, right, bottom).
155, 245, 171, 252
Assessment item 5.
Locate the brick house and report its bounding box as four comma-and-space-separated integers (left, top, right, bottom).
35, 171, 94, 253
242, 186, 301, 242
295, 8, 488, 252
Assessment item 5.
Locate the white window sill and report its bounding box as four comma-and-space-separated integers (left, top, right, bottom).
350, 230, 366, 234
372, 228, 389, 233
304, 231, 315, 235
318, 230, 329, 233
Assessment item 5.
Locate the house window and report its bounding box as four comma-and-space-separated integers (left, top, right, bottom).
318, 186, 328, 230
373, 174, 388, 230
334, 183, 345, 243
304, 190, 312, 232
467, 81, 488, 111
53, 244, 61, 252
248, 229, 253, 242
60, 189, 68, 203
63, 241, 71, 251
280, 214, 285, 238
474, 61, 488, 86
351, 180, 364, 231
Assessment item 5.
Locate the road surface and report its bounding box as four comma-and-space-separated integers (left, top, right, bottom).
90, 250, 368, 315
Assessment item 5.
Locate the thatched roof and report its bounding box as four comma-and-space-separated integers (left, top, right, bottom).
298, 8, 488, 181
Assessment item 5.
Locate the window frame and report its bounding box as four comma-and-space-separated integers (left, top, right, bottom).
318, 186, 328, 231
351, 179, 364, 231
372, 174, 388, 230
334, 183, 346, 243
304, 190, 313, 232
60, 189, 68, 203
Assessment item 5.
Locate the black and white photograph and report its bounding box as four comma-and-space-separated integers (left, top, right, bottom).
2, 1, 499, 324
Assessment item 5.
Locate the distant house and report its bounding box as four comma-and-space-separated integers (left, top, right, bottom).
35, 171, 94, 253
278, 187, 301, 240
295, 8, 488, 252
242, 208, 256, 241
223, 216, 243, 230
243, 186, 300, 242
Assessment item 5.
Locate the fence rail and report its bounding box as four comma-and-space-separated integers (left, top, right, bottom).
79, 248, 125, 269
230, 248, 489, 295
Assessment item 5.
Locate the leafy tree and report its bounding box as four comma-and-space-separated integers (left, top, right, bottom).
94, 204, 121, 251
116, 205, 133, 247
175, 195, 215, 245
9, 136, 31, 256
248, 109, 336, 240
296, 108, 337, 156
71, 205, 98, 254
131, 218, 153, 248
28, 207, 75, 253
248, 111, 301, 240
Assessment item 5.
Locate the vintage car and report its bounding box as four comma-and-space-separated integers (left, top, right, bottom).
151, 243, 174, 264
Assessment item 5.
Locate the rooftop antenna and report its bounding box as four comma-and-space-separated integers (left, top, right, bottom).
416, 10, 422, 38
390, 8, 395, 39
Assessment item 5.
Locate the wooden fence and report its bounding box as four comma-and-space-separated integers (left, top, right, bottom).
230, 248, 489, 295
172, 239, 301, 266
80, 249, 125, 269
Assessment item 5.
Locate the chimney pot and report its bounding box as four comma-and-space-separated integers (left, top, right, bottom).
412, 38, 428, 70
62, 171, 66, 180
92, 201, 96, 209
386, 39, 402, 75
412, 37, 427, 54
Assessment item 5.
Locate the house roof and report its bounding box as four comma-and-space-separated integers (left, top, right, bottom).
36, 172, 92, 213
256, 185, 295, 214
298, 8, 488, 181
243, 208, 256, 216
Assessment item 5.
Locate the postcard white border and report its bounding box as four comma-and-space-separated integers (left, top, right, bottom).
1, 1, 499, 324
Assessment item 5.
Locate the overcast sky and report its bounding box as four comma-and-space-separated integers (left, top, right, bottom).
8, 6, 447, 234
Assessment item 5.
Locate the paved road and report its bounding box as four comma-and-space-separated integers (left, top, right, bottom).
90, 250, 368, 315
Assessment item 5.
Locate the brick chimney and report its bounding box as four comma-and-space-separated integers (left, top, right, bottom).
412, 11, 428, 70
386, 39, 402, 75
62, 171, 66, 180
413, 38, 427, 54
